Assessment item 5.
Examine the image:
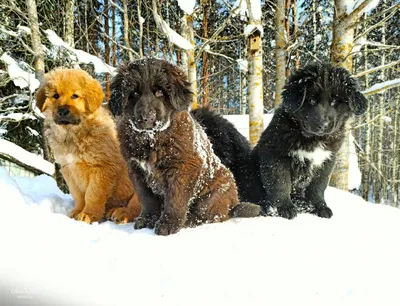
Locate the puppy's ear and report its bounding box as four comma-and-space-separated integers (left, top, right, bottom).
282, 79, 308, 113
109, 72, 124, 116
168, 65, 192, 111
85, 76, 104, 113
349, 91, 368, 115
35, 79, 48, 111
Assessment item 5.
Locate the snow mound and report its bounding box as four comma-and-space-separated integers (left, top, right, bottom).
1, 167, 400, 306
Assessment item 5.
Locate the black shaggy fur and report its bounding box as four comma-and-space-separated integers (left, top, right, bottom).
197, 63, 368, 219
191, 108, 257, 201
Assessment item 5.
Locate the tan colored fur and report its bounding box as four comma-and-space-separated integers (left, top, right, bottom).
36, 68, 141, 224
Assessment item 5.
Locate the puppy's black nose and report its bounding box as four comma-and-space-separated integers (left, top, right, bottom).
316, 121, 330, 132
141, 111, 157, 124
57, 106, 70, 117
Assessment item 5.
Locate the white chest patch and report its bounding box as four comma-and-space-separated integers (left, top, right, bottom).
130, 157, 152, 175
290, 145, 332, 167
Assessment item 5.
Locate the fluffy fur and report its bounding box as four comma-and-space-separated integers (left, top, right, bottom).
36, 68, 141, 224
196, 63, 368, 219
191, 108, 260, 202
109, 58, 260, 236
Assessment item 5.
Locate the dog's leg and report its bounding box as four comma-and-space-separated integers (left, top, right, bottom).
62, 167, 85, 219
259, 157, 297, 219
131, 171, 161, 230
154, 167, 201, 236
304, 158, 336, 218
107, 193, 141, 224
75, 168, 116, 223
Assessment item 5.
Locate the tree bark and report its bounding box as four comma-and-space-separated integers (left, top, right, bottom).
329, 0, 358, 190
104, 0, 110, 101
246, 0, 264, 147
64, 0, 75, 47
122, 0, 134, 61
201, 0, 210, 107
274, 0, 286, 108
26, 0, 45, 82
137, 0, 144, 57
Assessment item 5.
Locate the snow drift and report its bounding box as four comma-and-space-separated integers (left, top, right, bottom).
1, 167, 400, 306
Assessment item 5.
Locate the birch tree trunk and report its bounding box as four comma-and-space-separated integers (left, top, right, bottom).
361, 45, 371, 200
64, 0, 75, 47
26, 0, 51, 164
137, 0, 144, 57
392, 99, 399, 206
375, 11, 386, 203
246, 0, 263, 147
329, 0, 358, 190
201, 0, 210, 107
182, 14, 198, 109
122, 0, 134, 61
104, 0, 111, 101
26, 0, 45, 82
274, 0, 286, 108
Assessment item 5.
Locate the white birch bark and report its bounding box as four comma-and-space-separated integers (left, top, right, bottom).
246, 0, 263, 147
64, 0, 75, 47
274, 0, 286, 108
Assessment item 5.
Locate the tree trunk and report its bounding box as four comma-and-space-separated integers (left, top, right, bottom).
26, 0, 45, 82
64, 0, 75, 47
361, 45, 371, 200
329, 0, 358, 190
274, 0, 286, 108
183, 15, 198, 109
104, 0, 110, 101
392, 98, 399, 206
137, 0, 144, 57
246, 0, 263, 147
201, 0, 210, 107
112, 3, 117, 66
122, 0, 134, 61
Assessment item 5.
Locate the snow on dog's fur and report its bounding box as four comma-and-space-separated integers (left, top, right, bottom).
109, 58, 260, 236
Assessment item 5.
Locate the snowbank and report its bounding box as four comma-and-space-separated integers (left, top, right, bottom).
0, 139, 55, 175
1, 166, 400, 306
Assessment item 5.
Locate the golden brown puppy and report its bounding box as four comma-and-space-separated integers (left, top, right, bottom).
36, 68, 141, 224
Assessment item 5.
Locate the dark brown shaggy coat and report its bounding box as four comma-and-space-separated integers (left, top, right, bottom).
109, 58, 260, 235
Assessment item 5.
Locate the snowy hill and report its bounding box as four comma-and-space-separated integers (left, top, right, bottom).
1, 167, 400, 306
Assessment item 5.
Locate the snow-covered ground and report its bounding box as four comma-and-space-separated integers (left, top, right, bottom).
1, 165, 400, 306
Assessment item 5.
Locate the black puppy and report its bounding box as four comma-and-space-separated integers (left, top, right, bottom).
197, 63, 368, 219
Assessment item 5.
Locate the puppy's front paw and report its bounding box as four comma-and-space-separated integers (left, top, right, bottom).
277, 204, 297, 220
313, 205, 333, 218
75, 212, 101, 224
69, 209, 82, 219
154, 217, 182, 236
134, 215, 157, 229
106, 207, 136, 224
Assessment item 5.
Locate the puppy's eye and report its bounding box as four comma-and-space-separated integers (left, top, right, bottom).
53, 93, 59, 99
71, 94, 78, 99
155, 89, 164, 98
129, 92, 139, 99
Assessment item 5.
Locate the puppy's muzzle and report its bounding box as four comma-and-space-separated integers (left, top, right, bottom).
54, 106, 80, 125
137, 111, 157, 129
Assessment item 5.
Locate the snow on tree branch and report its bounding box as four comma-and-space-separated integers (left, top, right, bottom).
151, 0, 193, 50
362, 78, 400, 96
177, 0, 196, 15
0, 53, 40, 92
44, 30, 116, 74
346, 0, 380, 16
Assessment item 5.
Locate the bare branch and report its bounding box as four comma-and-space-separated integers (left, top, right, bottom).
353, 60, 400, 78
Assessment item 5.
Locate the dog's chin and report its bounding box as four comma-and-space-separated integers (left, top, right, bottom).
129, 118, 171, 133
301, 128, 335, 138
54, 117, 81, 126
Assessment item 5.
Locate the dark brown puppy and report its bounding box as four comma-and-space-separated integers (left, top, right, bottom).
109, 58, 260, 235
